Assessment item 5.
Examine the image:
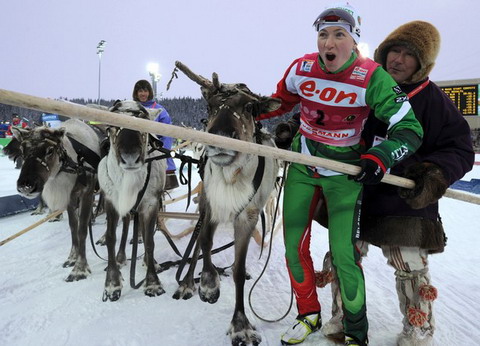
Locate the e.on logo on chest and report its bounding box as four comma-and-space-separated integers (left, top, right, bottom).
299, 80, 358, 105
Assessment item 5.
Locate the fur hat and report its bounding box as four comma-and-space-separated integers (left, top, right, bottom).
374, 21, 440, 84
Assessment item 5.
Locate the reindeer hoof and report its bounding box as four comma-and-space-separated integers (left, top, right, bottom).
102, 289, 121, 302
30, 210, 44, 216
65, 273, 87, 282
172, 289, 193, 300
47, 213, 63, 222
172, 288, 191, 300
65, 265, 91, 282
145, 286, 165, 297
199, 271, 220, 303
252, 334, 261, 346
199, 287, 220, 304
230, 328, 261, 346
172, 283, 195, 300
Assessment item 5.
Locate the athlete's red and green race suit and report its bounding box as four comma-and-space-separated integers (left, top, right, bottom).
258, 52, 423, 343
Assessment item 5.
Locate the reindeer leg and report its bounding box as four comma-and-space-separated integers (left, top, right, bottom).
142, 208, 165, 297
199, 219, 220, 304
31, 198, 46, 215
103, 201, 122, 301
228, 213, 261, 346
173, 237, 202, 300
116, 215, 130, 267
173, 206, 214, 300
130, 213, 143, 245
66, 179, 94, 281
63, 205, 79, 268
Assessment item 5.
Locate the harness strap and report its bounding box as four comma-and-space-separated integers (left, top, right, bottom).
146, 134, 201, 211
66, 135, 101, 170
248, 163, 294, 323
178, 156, 199, 211
129, 161, 152, 290
253, 156, 265, 194
129, 212, 144, 289
88, 217, 108, 261
131, 161, 152, 213
175, 209, 205, 284
58, 136, 99, 185
154, 221, 234, 275
249, 120, 266, 206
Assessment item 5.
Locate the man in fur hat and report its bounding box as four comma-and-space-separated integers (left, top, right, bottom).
317, 21, 475, 345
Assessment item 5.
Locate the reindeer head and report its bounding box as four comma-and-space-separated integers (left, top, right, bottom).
174, 61, 281, 166
107, 100, 151, 171
14, 126, 66, 198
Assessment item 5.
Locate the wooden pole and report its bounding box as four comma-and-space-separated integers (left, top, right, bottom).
157, 212, 200, 220
164, 182, 202, 206
0, 209, 64, 246
0, 88, 479, 205
171, 140, 192, 151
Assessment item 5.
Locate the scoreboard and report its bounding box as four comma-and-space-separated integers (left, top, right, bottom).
439, 84, 479, 116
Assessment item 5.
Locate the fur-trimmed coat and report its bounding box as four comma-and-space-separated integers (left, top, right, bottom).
360, 80, 474, 253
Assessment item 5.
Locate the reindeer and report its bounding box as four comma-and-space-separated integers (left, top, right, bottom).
98, 100, 166, 301
13, 119, 102, 281
3, 136, 63, 220
178, 126, 282, 247
172, 62, 281, 346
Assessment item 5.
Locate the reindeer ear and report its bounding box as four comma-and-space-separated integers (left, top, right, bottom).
40, 127, 65, 144
11, 127, 30, 141
200, 86, 212, 101
109, 101, 121, 112
110, 99, 129, 112
135, 103, 153, 120
146, 108, 161, 120
50, 128, 67, 142
258, 96, 282, 113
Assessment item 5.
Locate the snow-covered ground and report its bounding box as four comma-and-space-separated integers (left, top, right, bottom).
0, 154, 479, 346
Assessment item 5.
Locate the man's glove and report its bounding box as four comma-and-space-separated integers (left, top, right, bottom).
398, 163, 449, 209
353, 155, 386, 185
274, 113, 300, 150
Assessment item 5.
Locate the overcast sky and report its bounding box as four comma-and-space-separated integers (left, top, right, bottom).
1, 0, 479, 102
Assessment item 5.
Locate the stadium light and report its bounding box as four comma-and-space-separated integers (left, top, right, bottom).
147, 62, 161, 100
96, 40, 107, 105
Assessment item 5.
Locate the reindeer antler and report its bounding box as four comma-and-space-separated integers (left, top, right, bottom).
212, 72, 221, 90
175, 61, 215, 91
174, 61, 256, 97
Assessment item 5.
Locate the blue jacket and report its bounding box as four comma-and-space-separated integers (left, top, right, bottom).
141, 100, 176, 171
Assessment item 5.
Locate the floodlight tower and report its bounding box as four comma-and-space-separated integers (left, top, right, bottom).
147, 62, 161, 100
96, 40, 107, 105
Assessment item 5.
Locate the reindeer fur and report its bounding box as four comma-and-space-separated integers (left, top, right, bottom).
172, 62, 281, 346
98, 100, 166, 301
13, 119, 102, 281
